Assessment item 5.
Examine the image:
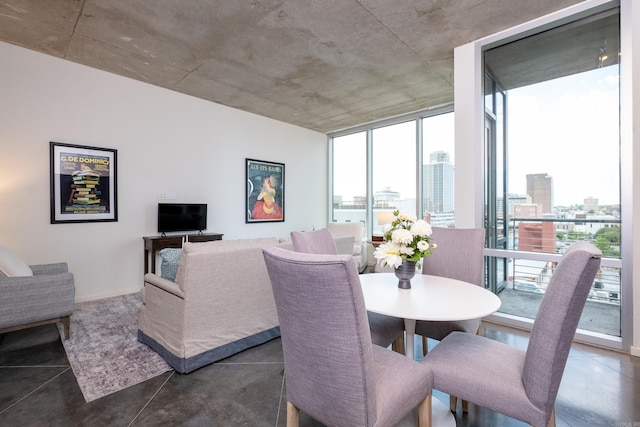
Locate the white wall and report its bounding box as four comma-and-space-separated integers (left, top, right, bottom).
623, 0, 640, 358
0, 42, 327, 302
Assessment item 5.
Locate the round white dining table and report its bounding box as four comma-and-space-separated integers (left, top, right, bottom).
359, 272, 502, 427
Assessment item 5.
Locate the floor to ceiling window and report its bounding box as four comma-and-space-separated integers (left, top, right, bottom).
484, 6, 622, 339
331, 131, 367, 225
330, 108, 454, 238
422, 113, 455, 227
372, 120, 417, 235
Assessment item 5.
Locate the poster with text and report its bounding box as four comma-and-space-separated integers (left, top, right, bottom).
50, 142, 118, 223
246, 158, 284, 223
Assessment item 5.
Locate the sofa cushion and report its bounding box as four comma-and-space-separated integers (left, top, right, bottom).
159, 248, 182, 281
0, 244, 33, 277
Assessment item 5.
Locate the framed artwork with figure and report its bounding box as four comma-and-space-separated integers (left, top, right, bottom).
246, 158, 284, 223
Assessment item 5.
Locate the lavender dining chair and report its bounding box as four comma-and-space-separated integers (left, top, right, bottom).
290, 229, 405, 352
262, 245, 433, 426
422, 241, 602, 427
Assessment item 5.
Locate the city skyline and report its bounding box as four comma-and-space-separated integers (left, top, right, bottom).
507, 66, 619, 206
333, 65, 619, 211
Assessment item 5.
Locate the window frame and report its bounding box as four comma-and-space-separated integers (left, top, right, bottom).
328, 105, 454, 240
455, 0, 631, 351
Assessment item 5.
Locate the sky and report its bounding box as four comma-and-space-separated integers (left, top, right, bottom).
333, 65, 620, 209
507, 66, 620, 206
333, 113, 454, 202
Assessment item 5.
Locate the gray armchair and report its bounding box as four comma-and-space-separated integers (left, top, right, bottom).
422, 241, 602, 427
262, 245, 433, 427
0, 262, 75, 339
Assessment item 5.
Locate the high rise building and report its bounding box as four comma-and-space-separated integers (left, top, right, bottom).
374, 187, 400, 208
584, 196, 598, 213
423, 151, 454, 214
526, 173, 554, 215
513, 204, 541, 219
497, 193, 532, 218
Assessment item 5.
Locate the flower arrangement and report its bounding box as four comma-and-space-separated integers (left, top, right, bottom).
373, 210, 436, 269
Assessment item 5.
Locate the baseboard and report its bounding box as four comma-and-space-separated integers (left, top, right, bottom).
630, 346, 640, 358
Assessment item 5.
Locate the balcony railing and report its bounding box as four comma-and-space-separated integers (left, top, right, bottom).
495, 216, 621, 314
506, 216, 621, 258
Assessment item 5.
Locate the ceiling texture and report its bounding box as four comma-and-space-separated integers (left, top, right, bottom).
0, 0, 584, 134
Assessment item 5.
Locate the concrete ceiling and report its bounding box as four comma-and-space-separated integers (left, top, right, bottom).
0, 0, 585, 134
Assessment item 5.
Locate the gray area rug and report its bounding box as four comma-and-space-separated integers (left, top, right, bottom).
58, 293, 172, 402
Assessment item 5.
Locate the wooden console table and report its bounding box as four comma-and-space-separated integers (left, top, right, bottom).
143, 233, 223, 274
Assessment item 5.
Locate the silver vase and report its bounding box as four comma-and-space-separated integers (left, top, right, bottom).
394, 261, 416, 289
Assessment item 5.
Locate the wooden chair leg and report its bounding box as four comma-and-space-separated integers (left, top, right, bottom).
286, 401, 299, 427
61, 316, 71, 340
449, 395, 469, 413
391, 334, 405, 355
422, 336, 428, 355
542, 406, 556, 427
418, 393, 432, 427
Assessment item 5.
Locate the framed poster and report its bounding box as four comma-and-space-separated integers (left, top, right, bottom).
50, 142, 118, 224
246, 158, 284, 223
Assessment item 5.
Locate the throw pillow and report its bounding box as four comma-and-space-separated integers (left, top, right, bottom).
159, 248, 182, 281
0, 244, 33, 277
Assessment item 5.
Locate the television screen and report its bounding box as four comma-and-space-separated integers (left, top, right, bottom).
158, 203, 207, 233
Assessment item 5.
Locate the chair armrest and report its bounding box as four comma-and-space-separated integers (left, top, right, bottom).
144, 273, 185, 299
0, 272, 74, 290
30, 263, 69, 275
0, 272, 75, 328
356, 240, 368, 273
359, 239, 367, 259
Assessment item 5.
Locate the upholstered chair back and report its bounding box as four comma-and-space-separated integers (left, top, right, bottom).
422, 227, 485, 286
522, 241, 601, 415
262, 246, 377, 425
290, 228, 338, 255
291, 228, 403, 349
326, 221, 363, 243
416, 227, 486, 348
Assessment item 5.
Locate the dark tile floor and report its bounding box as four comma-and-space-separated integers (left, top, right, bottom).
1, 322, 639, 426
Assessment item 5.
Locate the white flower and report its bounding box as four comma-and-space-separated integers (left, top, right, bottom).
400, 245, 415, 256
398, 211, 417, 222
411, 220, 432, 237
374, 241, 403, 268
375, 210, 435, 268
391, 229, 413, 245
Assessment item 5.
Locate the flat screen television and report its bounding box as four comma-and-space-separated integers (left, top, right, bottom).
158, 203, 207, 234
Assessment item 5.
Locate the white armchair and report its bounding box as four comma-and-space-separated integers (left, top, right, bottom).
327, 222, 367, 273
